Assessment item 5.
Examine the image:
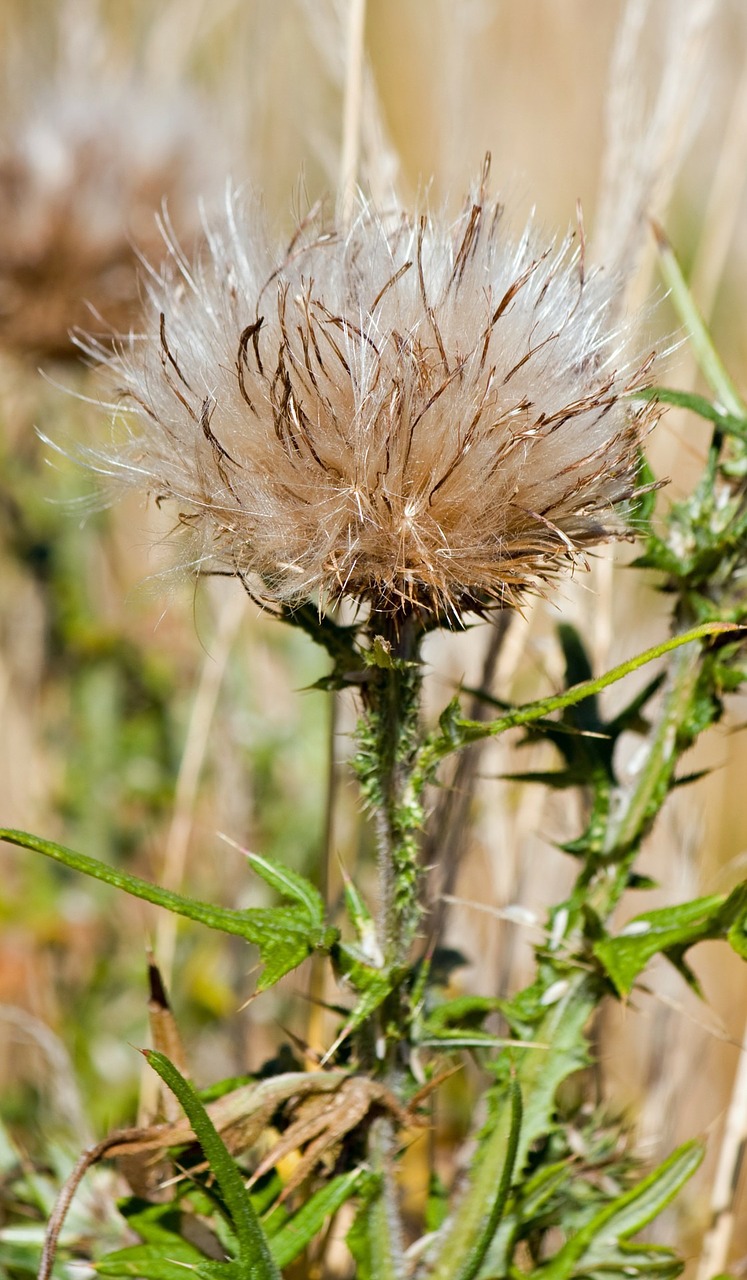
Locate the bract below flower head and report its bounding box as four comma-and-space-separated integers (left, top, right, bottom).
89, 173, 659, 620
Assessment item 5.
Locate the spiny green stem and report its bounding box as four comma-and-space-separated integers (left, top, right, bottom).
577, 636, 705, 934
356, 610, 425, 967
368, 1117, 407, 1279
603, 639, 702, 860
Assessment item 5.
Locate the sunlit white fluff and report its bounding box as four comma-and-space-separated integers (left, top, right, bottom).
87, 169, 659, 617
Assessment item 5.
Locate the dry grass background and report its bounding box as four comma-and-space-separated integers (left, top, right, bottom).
2, 0, 747, 1273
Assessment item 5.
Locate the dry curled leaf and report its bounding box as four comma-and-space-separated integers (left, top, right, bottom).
248, 1074, 417, 1199
104, 1067, 424, 1202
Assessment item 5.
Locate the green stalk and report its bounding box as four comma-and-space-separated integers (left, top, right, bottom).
604, 641, 701, 856
430, 978, 597, 1280
654, 223, 747, 419
356, 608, 426, 967
367, 1118, 408, 1280
577, 633, 702, 940
561, 634, 706, 965
144, 1050, 281, 1278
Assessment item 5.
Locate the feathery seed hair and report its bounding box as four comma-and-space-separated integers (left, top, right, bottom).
90, 169, 659, 618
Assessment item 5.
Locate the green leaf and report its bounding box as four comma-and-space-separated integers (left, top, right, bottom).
653, 225, 747, 419
0, 1242, 50, 1276
425, 1172, 450, 1233
420, 994, 507, 1048
418, 623, 742, 775
96, 1247, 200, 1278
535, 1140, 703, 1278
508, 977, 593, 1162
594, 885, 747, 995
96, 1242, 217, 1278
322, 956, 394, 1061
0, 829, 331, 990
245, 850, 324, 927
422, 994, 504, 1031
567, 1241, 685, 1278
432, 1080, 524, 1280
477, 1164, 575, 1278
442, 974, 597, 1280
117, 1199, 202, 1247
269, 1168, 363, 1268
144, 1051, 281, 1280
346, 1184, 379, 1280
339, 864, 383, 967
635, 386, 747, 440
585, 1143, 703, 1243
248, 915, 319, 992
0, 828, 262, 936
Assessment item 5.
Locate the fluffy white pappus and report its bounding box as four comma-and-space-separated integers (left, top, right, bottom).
88, 174, 660, 618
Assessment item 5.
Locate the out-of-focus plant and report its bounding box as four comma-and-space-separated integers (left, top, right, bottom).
3, 172, 747, 1280
0, 0, 229, 360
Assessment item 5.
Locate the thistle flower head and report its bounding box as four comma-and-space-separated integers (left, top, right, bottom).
90, 172, 659, 619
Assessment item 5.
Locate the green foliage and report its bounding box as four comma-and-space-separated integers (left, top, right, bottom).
416, 993, 506, 1050
653, 225, 746, 419
0, 829, 337, 991
594, 883, 747, 995
448, 1079, 523, 1280
529, 1141, 703, 1280
417, 620, 740, 777
7, 252, 747, 1280
142, 1051, 280, 1277
345, 1176, 385, 1280
476, 1123, 698, 1279
0, 1115, 127, 1275
503, 622, 666, 795
268, 1169, 365, 1268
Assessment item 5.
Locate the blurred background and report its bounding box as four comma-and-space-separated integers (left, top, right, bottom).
1, 0, 747, 1272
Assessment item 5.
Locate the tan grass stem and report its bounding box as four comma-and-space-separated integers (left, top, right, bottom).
338, 0, 367, 226
696, 1024, 747, 1278
690, 47, 747, 320
138, 587, 244, 1123
594, 0, 718, 307
154, 588, 245, 988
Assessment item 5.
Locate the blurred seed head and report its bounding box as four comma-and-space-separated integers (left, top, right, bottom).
0, 2, 226, 359
88, 166, 660, 619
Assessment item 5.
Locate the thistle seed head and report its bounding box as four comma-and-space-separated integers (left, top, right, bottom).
90, 173, 659, 619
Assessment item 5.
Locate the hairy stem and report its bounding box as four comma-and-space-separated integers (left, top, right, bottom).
368, 1116, 407, 1279
356, 609, 425, 968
